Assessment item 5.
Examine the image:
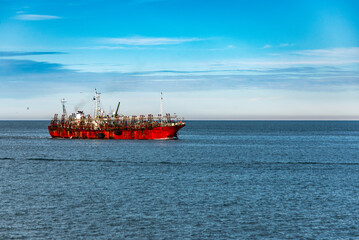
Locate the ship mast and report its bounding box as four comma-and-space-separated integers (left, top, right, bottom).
61, 98, 67, 117
160, 92, 163, 123
93, 88, 101, 118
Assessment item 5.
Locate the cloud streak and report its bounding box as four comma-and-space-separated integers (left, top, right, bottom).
0, 59, 70, 76
263, 43, 294, 49
0, 51, 65, 57
1, 47, 358, 98
101, 37, 204, 45
292, 47, 359, 57
14, 14, 62, 21
1, 58, 358, 96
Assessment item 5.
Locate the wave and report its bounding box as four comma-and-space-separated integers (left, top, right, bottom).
0, 157, 15, 160
1, 157, 358, 167
0, 136, 50, 140
282, 161, 359, 166
220, 161, 359, 166
25, 158, 116, 163
22, 158, 184, 165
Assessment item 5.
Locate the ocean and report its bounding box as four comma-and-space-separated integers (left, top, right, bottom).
0, 120, 359, 239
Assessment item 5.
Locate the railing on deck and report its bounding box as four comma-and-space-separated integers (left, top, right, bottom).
50, 113, 184, 129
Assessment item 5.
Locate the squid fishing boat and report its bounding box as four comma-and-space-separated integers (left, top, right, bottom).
48, 89, 185, 140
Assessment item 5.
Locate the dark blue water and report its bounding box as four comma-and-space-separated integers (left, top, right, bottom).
1, 121, 359, 239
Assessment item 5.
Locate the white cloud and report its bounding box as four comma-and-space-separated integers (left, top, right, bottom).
77, 46, 129, 50
250, 97, 262, 102
263, 43, 294, 48
208, 45, 236, 51
250, 96, 283, 102
292, 47, 359, 57
101, 37, 203, 46
14, 14, 62, 21
280, 43, 295, 47
210, 47, 359, 69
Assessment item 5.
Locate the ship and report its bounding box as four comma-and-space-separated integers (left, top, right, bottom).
48, 89, 185, 140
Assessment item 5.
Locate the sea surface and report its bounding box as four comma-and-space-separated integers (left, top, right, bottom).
0, 120, 359, 239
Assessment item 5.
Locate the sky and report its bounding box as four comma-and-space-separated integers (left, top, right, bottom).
0, 0, 358, 120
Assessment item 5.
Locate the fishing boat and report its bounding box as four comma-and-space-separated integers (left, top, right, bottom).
48, 89, 185, 140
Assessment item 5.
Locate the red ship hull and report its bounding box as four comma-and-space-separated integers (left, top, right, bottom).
48, 124, 184, 140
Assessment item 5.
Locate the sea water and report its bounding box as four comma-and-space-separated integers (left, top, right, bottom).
0, 120, 359, 239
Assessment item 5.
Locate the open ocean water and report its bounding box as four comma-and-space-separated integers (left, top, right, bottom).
0, 120, 359, 239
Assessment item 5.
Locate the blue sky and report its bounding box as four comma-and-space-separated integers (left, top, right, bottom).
0, 0, 358, 119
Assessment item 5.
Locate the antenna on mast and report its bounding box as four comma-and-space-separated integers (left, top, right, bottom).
160, 92, 163, 123
93, 88, 101, 118
160, 92, 163, 116
61, 98, 67, 117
